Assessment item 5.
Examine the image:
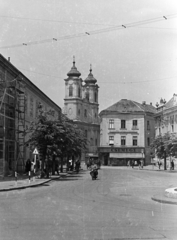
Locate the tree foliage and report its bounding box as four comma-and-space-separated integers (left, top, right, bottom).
26, 108, 87, 171
151, 132, 177, 159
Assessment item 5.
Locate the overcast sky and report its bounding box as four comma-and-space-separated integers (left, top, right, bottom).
0, 0, 177, 111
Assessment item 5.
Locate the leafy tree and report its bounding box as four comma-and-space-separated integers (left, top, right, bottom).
151, 132, 177, 169
26, 108, 87, 176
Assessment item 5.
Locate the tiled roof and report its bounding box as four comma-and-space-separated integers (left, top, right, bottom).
101, 99, 156, 114
164, 94, 177, 109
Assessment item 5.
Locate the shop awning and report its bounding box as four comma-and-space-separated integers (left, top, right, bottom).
110, 153, 143, 159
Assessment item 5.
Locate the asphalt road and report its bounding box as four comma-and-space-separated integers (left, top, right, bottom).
0, 166, 177, 240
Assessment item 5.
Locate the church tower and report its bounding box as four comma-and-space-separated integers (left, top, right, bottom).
63, 57, 100, 162
64, 56, 83, 120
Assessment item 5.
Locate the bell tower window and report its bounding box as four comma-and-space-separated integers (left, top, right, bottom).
69, 85, 73, 97
78, 87, 81, 98
94, 92, 97, 102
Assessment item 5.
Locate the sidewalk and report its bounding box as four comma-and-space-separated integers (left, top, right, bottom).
0, 173, 68, 192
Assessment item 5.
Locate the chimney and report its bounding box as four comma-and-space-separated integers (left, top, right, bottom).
150, 102, 152, 106
8, 57, 10, 62
142, 101, 146, 105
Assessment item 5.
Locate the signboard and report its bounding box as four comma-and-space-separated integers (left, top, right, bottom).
33, 148, 39, 155
99, 147, 144, 153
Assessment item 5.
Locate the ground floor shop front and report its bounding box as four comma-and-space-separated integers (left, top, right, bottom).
98, 147, 148, 166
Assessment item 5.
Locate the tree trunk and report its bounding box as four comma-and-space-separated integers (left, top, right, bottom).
164, 151, 167, 170
52, 154, 56, 175
66, 155, 70, 172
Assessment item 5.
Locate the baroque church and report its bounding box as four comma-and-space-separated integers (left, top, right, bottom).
63, 57, 100, 162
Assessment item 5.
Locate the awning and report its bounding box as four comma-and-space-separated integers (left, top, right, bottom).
110, 153, 143, 159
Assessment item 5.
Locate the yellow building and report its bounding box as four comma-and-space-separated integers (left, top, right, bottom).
63, 58, 100, 162
99, 99, 156, 166
0, 54, 61, 175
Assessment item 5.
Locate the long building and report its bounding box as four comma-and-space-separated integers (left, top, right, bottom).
63, 58, 100, 162
0, 54, 61, 175
99, 99, 156, 166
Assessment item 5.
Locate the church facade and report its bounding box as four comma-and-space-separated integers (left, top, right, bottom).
63, 58, 100, 162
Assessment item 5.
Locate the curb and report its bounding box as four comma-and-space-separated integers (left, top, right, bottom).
0, 174, 66, 192
151, 194, 177, 205
0, 179, 52, 192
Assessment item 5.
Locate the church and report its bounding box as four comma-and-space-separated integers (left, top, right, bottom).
63, 57, 100, 162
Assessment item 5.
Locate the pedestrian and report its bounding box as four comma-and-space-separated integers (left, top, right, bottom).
141, 159, 144, 169
171, 160, 174, 170
131, 160, 134, 168
127, 160, 130, 167
25, 159, 31, 174
55, 156, 60, 175
158, 160, 161, 170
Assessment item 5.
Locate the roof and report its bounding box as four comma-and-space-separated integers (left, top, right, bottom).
85, 67, 97, 84
67, 59, 81, 77
100, 99, 156, 115
0, 54, 61, 111
164, 94, 177, 109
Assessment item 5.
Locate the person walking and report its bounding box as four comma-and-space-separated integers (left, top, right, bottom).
158, 160, 161, 170
171, 160, 174, 170
25, 159, 31, 175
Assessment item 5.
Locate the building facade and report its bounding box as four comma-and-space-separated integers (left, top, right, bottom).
0, 54, 61, 175
63, 58, 100, 162
99, 99, 156, 166
155, 94, 177, 137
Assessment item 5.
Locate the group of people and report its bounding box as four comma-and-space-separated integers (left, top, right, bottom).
127, 159, 144, 169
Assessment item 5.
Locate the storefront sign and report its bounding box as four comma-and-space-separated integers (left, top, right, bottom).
99, 147, 143, 153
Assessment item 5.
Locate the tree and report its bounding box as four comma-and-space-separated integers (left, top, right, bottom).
26, 108, 87, 176
151, 132, 177, 170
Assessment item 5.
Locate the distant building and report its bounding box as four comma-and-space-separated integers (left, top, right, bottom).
0, 54, 61, 175
63, 58, 100, 162
155, 94, 177, 137
99, 99, 156, 166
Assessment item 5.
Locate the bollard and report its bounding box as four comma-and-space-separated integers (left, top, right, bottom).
15, 171, 17, 185
28, 171, 31, 184
33, 169, 35, 181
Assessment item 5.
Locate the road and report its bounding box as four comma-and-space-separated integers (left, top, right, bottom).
0, 166, 177, 240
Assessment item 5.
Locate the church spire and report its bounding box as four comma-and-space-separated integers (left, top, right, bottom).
67, 56, 81, 77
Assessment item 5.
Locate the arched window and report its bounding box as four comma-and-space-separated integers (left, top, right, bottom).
78, 87, 81, 98
69, 85, 73, 97
94, 92, 97, 102
85, 91, 89, 101
84, 109, 87, 117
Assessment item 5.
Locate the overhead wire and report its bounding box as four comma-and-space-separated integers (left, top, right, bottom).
20, 67, 177, 84
0, 13, 177, 49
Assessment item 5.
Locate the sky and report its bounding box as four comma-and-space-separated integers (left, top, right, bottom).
0, 0, 177, 111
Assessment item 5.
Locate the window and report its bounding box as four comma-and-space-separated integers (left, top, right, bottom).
90, 138, 93, 146
95, 138, 97, 146
84, 109, 87, 117
95, 113, 97, 118
94, 92, 97, 102
29, 96, 34, 117
86, 91, 89, 101
109, 119, 114, 129
121, 136, 126, 146
78, 87, 81, 98
121, 120, 126, 129
147, 120, 150, 130
133, 136, 137, 146
78, 109, 80, 115
69, 85, 73, 97
132, 120, 138, 129
147, 137, 150, 146
109, 136, 114, 145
